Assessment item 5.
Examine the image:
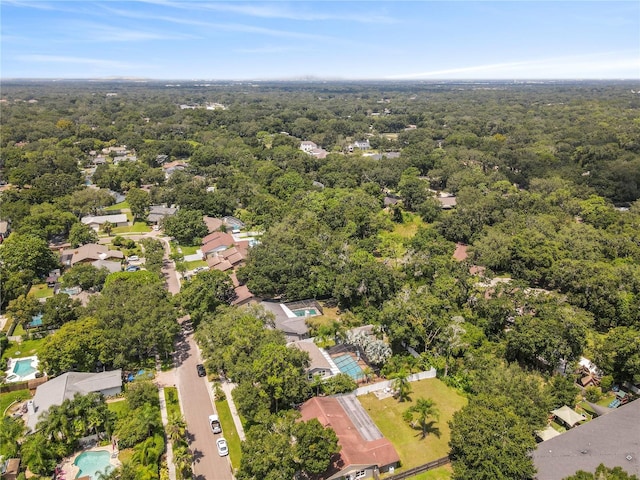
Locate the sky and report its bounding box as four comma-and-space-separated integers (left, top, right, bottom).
1, 1, 639, 80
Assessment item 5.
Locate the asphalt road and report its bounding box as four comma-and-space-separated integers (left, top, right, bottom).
175, 322, 233, 480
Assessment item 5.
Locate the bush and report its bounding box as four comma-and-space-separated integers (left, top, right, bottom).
585, 386, 603, 402
214, 383, 226, 401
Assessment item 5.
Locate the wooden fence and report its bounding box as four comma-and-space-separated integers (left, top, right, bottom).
383, 456, 450, 480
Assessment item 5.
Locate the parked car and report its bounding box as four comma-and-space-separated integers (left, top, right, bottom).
209, 414, 222, 434
196, 364, 206, 377
216, 437, 229, 457
127, 255, 139, 262
125, 265, 140, 272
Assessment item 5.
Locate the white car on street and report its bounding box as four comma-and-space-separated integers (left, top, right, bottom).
216, 437, 229, 457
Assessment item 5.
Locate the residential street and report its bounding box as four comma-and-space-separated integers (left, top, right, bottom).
174, 322, 234, 480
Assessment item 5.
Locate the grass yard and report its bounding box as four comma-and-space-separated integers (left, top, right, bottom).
29, 283, 54, 299
359, 378, 467, 470
112, 221, 152, 234
407, 464, 453, 480
164, 387, 181, 419
0, 389, 31, 416
215, 399, 242, 470
107, 398, 128, 417
1, 337, 48, 360
104, 201, 130, 211
178, 245, 201, 255
185, 259, 208, 270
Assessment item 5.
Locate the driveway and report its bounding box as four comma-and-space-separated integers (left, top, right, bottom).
175, 321, 233, 480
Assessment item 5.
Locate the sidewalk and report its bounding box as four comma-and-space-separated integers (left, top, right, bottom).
158, 388, 177, 480
219, 382, 246, 441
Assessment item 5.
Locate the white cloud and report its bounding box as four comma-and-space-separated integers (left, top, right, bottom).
139, 0, 398, 24
388, 52, 640, 79
16, 55, 147, 70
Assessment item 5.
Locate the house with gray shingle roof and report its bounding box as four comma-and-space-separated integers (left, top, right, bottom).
26, 370, 122, 431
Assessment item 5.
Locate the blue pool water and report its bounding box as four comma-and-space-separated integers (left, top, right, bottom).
293, 308, 317, 317
13, 359, 37, 377
74, 451, 112, 479
333, 354, 365, 381
29, 314, 43, 328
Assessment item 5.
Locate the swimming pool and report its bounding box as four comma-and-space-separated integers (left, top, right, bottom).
29, 314, 43, 328
333, 354, 365, 381
74, 450, 113, 479
293, 308, 317, 317
13, 359, 37, 377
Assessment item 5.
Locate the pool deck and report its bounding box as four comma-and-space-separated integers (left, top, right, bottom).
60, 445, 121, 480
5, 355, 40, 383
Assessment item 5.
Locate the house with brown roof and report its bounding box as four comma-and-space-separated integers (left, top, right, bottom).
201, 232, 235, 257
300, 395, 400, 480
61, 244, 124, 267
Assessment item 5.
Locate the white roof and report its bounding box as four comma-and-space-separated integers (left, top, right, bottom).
536, 425, 562, 442
81, 214, 128, 225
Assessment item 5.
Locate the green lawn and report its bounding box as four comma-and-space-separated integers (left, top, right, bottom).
104, 201, 130, 211
178, 245, 201, 255
359, 378, 467, 470
107, 398, 129, 417
0, 389, 31, 416
1, 337, 48, 360
29, 283, 54, 299
215, 399, 242, 470
112, 221, 152, 234
406, 465, 453, 480
164, 387, 181, 419
185, 259, 207, 269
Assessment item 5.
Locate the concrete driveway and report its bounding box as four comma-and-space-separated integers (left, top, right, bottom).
175, 322, 233, 480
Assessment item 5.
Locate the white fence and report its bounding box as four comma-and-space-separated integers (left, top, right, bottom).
354, 368, 437, 396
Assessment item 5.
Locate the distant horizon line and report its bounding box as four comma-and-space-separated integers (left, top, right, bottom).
2, 77, 639, 83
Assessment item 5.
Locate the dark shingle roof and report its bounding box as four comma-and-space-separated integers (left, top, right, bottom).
532, 400, 640, 479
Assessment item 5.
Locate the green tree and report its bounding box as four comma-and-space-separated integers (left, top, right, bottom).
162, 209, 207, 245
563, 464, 639, 480
392, 369, 412, 402
18, 203, 78, 241
403, 397, 440, 439
102, 220, 113, 236
292, 418, 340, 475
61, 263, 109, 291
449, 395, 536, 480
0, 232, 59, 278
6, 294, 40, 326
127, 187, 151, 221
0, 416, 25, 458
67, 188, 115, 216
68, 222, 99, 247
177, 269, 236, 324
42, 293, 82, 327
594, 327, 640, 382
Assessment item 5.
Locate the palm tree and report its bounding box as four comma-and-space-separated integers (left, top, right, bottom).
21, 432, 57, 476
173, 441, 194, 480
102, 220, 113, 236
392, 369, 412, 402
0, 417, 26, 458
166, 413, 186, 444
403, 397, 440, 439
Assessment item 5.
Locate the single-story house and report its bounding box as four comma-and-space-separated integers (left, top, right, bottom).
203, 216, 223, 233
61, 243, 124, 267
91, 259, 122, 274
532, 400, 640, 479
300, 395, 400, 480
156, 154, 169, 165
162, 161, 187, 177
551, 405, 586, 429
0, 220, 10, 238
229, 273, 255, 307
350, 139, 371, 151
300, 141, 318, 153
81, 213, 128, 231
437, 195, 457, 209
148, 205, 178, 224
201, 232, 235, 256
260, 300, 322, 342
291, 339, 338, 380
26, 370, 122, 431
